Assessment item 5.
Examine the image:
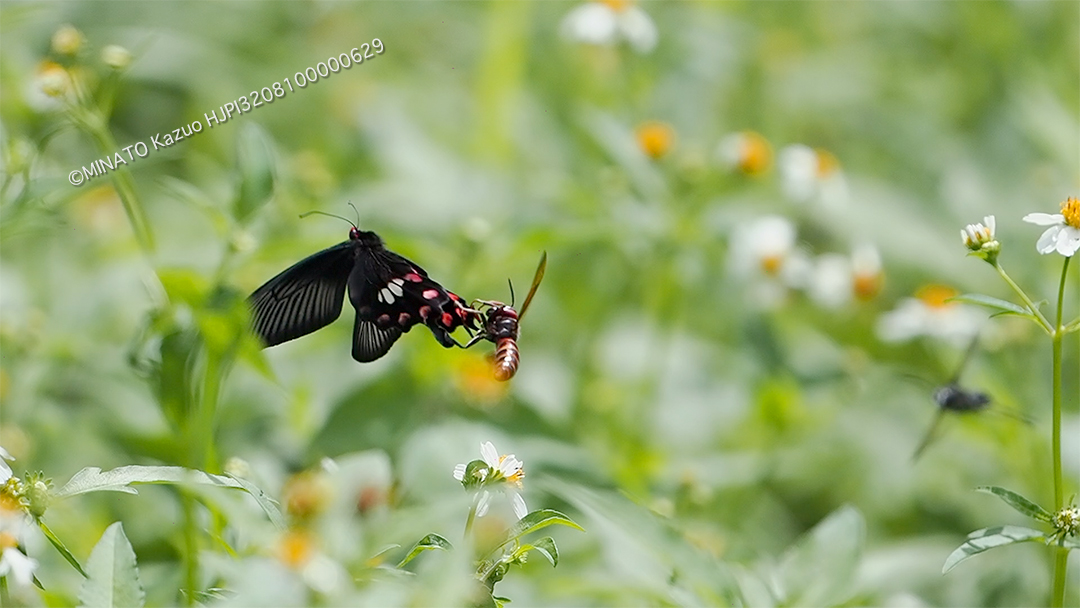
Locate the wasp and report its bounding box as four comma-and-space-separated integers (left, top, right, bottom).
912, 335, 1027, 460
463, 252, 547, 381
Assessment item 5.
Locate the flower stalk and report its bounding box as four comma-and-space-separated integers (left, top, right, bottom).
1050, 256, 1071, 608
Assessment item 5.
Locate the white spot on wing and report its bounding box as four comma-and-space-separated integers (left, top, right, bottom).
388, 281, 404, 297
381, 288, 395, 304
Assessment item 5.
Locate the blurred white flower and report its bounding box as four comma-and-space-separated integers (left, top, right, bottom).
778, 144, 848, 208
808, 253, 853, 309
0, 547, 37, 588
716, 131, 772, 176
560, 1, 658, 54
0, 446, 12, 483
0, 506, 36, 589
453, 441, 528, 520
876, 284, 983, 346
1023, 198, 1080, 257
851, 243, 884, 301
730, 215, 797, 278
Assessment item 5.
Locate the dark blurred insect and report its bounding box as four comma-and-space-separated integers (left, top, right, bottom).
464, 252, 547, 381
913, 336, 1003, 460
249, 211, 478, 362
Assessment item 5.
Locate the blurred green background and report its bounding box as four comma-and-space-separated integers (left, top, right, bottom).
1, 1, 1078, 606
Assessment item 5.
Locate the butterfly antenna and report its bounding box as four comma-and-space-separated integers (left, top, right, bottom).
299, 210, 356, 227
507, 279, 516, 307
948, 334, 981, 384
347, 201, 361, 227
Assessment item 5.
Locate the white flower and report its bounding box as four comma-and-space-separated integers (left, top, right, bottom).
961, 215, 996, 251
876, 284, 984, 346
1023, 198, 1080, 257
778, 144, 848, 208
730, 215, 797, 279
0, 506, 36, 589
560, 1, 658, 54
715, 131, 772, 175
0, 446, 13, 483
453, 441, 528, 520
851, 243, 884, 301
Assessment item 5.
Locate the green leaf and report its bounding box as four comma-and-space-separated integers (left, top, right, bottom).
224, 473, 286, 530
77, 523, 145, 608
55, 465, 245, 497
397, 533, 453, 568
234, 122, 277, 222
976, 486, 1053, 523
489, 509, 584, 555
530, 536, 558, 567
38, 520, 87, 578
778, 505, 864, 608
949, 294, 1028, 316
942, 525, 1046, 573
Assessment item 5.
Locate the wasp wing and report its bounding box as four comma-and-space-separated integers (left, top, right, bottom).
250, 242, 354, 347
517, 251, 547, 320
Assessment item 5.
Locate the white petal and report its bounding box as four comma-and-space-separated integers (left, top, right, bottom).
511, 493, 528, 520
618, 7, 658, 53
560, 3, 618, 46
0, 461, 10, 484
0, 446, 12, 462
475, 491, 491, 518
985, 215, 996, 235
452, 463, 466, 481
1055, 226, 1080, 257
499, 455, 521, 477
1036, 226, 1063, 254
1023, 213, 1065, 226
480, 442, 499, 468
0, 548, 38, 588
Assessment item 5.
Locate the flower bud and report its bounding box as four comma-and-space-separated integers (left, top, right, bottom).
101, 44, 132, 70
51, 25, 85, 56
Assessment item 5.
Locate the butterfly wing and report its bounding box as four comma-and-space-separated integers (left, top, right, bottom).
346, 249, 474, 362
250, 242, 354, 347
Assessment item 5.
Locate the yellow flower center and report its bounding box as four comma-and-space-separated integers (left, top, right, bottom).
277, 530, 315, 568
853, 272, 883, 301
498, 455, 525, 486
760, 254, 784, 276
0, 531, 17, 551
915, 284, 958, 309
738, 132, 773, 175
1061, 197, 1080, 229
600, 0, 630, 11
815, 149, 840, 178
636, 121, 675, 160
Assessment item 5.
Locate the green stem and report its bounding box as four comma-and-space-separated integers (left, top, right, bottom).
994, 261, 1054, 334
1050, 256, 1071, 608
0, 573, 9, 606
180, 492, 199, 607
69, 109, 155, 254
464, 492, 482, 539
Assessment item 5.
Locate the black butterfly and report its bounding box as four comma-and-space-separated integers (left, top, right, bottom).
249, 222, 478, 362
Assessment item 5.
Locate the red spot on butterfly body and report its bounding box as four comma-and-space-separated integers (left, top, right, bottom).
419, 306, 431, 320
398, 312, 411, 325
377, 314, 392, 327
422, 289, 439, 300
449, 292, 461, 301
404, 273, 423, 283
441, 312, 454, 327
